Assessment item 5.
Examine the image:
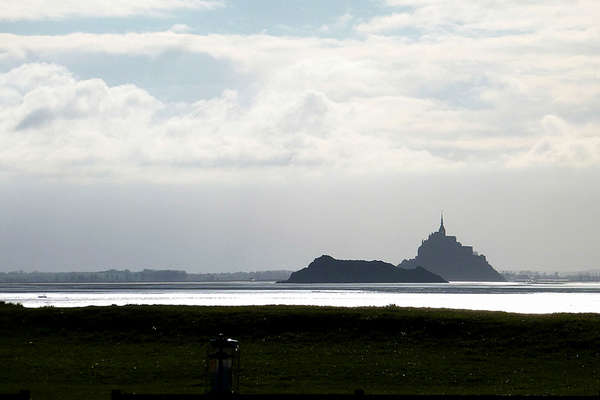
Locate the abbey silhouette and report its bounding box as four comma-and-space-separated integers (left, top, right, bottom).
399, 214, 504, 281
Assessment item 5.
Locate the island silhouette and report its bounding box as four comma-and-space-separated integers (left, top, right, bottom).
283, 214, 503, 283
399, 214, 505, 281
281, 255, 447, 283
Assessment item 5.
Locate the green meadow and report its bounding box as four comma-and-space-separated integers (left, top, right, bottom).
1, 302, 599, 399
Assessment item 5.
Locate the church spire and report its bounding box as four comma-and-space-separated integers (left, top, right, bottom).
439, 211, 446, 236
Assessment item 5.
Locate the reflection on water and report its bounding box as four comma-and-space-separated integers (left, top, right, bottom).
2, 281, 600, 313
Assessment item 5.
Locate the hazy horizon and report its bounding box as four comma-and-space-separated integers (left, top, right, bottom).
1, 1, 599, 273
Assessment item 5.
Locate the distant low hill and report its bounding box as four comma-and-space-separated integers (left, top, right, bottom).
0, 269, 292, 283
281, 255, 447, 283
502, 270, 600, 282
187, 270, 292, 282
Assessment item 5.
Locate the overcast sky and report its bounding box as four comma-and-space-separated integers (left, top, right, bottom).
1, 0, 599, 273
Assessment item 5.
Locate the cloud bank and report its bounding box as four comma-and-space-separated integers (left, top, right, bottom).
361, 0, 600, 37
0, 1, 599, 182
0, 0, 224, 21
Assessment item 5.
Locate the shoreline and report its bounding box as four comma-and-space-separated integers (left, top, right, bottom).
3, 281, 600, 313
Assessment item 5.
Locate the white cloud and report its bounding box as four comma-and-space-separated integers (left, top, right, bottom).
319, 13, 354, 33
1, 0, 600, 182
0, 63, 467, 182
0, 0, 224, 21
355, 13, 413, 34
360, 0, 600, 37
2, 58, 596, 184
169, 24, 193, 33
507, 115, 600, 168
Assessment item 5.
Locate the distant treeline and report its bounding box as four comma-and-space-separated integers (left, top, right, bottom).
5, 268, 600, 283
0, 269, 292, 283
502, 270, 600, 282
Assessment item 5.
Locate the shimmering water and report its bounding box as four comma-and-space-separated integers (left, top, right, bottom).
3, 281, 600, 313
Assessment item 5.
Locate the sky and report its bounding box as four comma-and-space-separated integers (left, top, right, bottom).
1, 0, 599, 273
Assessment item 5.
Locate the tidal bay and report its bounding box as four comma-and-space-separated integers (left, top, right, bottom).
2, 281, 600, 313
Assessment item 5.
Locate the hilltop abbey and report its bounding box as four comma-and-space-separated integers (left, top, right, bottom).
282, 214, 504, 283
399, 214, 504, 281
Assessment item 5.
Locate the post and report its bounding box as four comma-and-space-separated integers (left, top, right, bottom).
207, 334, 240, 394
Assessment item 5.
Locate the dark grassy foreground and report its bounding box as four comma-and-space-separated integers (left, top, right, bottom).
1, 302, 599, 399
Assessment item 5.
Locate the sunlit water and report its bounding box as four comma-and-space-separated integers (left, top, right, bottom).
2, 281, 600, 313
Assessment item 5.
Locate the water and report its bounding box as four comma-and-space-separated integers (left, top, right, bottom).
2, 281, 600, 313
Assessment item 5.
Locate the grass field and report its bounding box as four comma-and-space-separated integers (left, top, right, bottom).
1, 302, 599, 399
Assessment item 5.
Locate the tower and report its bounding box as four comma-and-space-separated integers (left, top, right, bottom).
438, 211, 446, 236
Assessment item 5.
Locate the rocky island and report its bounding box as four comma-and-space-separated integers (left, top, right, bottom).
399, 215, 504, 282
282, 255, 447, 283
